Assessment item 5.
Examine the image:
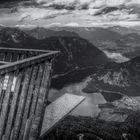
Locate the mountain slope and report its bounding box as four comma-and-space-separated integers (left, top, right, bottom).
44, 111, 140, 140
39, 36, 110, 75
83, 56, 140, 96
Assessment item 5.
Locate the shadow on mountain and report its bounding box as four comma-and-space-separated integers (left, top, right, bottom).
43, 111, 140, 140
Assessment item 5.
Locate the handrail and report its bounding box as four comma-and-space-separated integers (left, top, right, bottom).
0, 48, 60, 140
0, 47, 53, 54
0, 61, 10, 64
0, 51, 60, 75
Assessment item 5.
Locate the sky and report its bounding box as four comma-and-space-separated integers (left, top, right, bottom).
36, 0, 140, 7
1, 0, 140, 28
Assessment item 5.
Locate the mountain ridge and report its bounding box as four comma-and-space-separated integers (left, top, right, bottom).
0, 27, 110, 77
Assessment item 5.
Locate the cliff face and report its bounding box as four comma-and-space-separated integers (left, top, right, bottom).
83, 56, 140, 96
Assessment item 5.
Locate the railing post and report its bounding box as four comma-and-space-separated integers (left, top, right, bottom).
12, 68, 32, 140
19, 65, 38, 140
29, 62, 52, 140
0, 73, 14, 139
0, 76, 5, 114
0, 48, 59, 140
9, 53, 14, 62
29, 64, 44, 118
2, 52, 7, 62
4, 72, 23, 140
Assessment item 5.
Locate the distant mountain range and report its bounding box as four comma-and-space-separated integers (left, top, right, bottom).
47, 26, 140, 59
0, 27, 110, 76
24, 26, 140, 60
23, 27, 78, 40
108, 26, 140, 35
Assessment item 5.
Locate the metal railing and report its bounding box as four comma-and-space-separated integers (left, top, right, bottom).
0, 47, 59, 140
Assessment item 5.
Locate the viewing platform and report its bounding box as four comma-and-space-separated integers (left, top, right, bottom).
0, 47, 85, 140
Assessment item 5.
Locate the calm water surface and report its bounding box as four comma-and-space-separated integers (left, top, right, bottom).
48, 78, 106, 117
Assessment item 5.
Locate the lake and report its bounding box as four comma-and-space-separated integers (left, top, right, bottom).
48, 77, 107, 117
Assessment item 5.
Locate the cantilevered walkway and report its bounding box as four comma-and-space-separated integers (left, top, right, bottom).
0, 47, 85, 140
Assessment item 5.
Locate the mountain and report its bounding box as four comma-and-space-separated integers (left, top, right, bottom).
118, 33, 140, 44
25, 27, 124, 59
0, 27, 110, 77
0, 27, 32, 44
83, 56, 140, 97
37, 36, 110, 76
108, 26, 140, 35
50, 27, 121, 45
49, 26, 140, 59
23, 27, 78, 40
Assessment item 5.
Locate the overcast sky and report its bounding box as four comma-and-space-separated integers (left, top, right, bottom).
1, 0, 140, 28
36, 0, 140, 7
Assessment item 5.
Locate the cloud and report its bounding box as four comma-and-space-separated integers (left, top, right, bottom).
47, 22, 61, 27
106, 0, 125, 6
35, 0, 129, 9
90, 21, 140, 28
37, 0, 93, 10
104, 51, 130, 63
18, 8, 68, 21
126, 0, 140, 5
36, 0, 107, 10
65, 22, 79, 27
1, 0, 140, 27
15, 24, 37, 29
0, 24, 5, 27
33, 0, 140, 22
